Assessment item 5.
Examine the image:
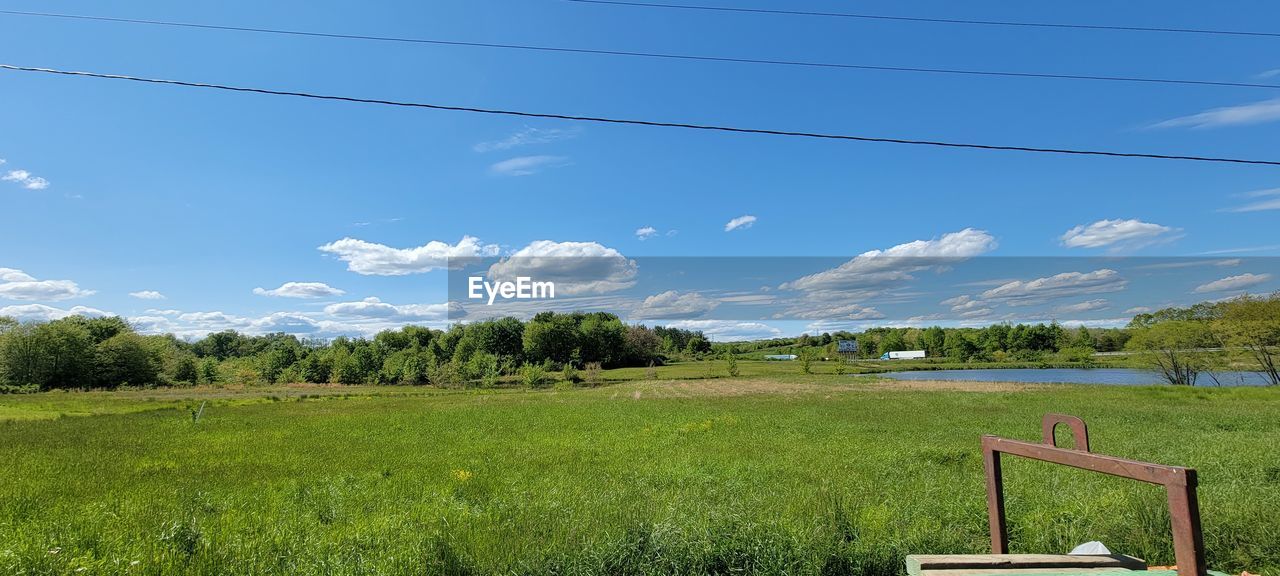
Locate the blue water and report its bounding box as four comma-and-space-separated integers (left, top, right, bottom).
877, 368, 1274, 387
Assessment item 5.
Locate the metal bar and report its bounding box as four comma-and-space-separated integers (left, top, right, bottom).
982, 415, 1206, 576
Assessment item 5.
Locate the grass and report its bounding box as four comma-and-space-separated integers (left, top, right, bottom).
1, 372, 1278, 575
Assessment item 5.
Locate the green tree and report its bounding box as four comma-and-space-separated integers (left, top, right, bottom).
0, 319, 95, 390
1214, 293, 1280, 386
1127, 320, 1215, 385
172, 353, 199, 385
95, 332, 162, 388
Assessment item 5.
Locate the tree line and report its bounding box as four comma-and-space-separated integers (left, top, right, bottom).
0, 312, 706, 392
722, 323, 1130, 363
1124, 293, 1280, 386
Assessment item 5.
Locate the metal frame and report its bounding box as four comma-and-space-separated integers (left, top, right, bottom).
982, 414, 1206, 576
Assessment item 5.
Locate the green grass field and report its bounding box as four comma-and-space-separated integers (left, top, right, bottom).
2, 370, 1278, 575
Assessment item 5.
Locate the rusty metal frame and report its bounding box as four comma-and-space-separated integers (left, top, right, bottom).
982, 414, 1206, 576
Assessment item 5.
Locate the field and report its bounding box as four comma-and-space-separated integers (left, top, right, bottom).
2, 365, 1278, 575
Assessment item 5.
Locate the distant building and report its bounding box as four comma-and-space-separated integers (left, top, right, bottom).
836, 340, 859, 361
764, 354, 797, 361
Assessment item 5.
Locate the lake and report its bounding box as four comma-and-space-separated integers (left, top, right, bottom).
876, 368, 1274, 387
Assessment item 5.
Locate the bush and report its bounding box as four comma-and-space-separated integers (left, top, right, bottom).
584, 362, 603, 386
521, 361, 552, 388
562, 363, 581, 384
725, 354, 740, 377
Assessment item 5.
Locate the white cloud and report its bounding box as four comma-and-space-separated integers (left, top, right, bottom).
782, 228, 997, 294
778, 303, 886, 321
724, 215, 757, 232
630, 290, 719, 320
981, 269, 1128, 306
635, 226, 658, 240
1060, 219, 1177, 250
473, 127, 578, 153
1197, 244, 1280, 256
489, 155, 569, 176
0, 304, 110, 322
487, 240, 637, 295
324, 297, 457, 322
665, 319, 782, 342
1150, 97, 1280, 129
2, 168, 50, 190
253, 281, 346, 299
0, 268, 95, 301
1053, 299, 1110, 314
1257, 69, 1280, 79
1125, 306, 1152, 314
319, 236, 499, 276
129, 290, 166, 300
1220, 188, 1280, 213
1193, 273, 1272, 294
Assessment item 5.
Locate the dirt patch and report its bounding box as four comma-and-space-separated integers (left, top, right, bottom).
609, 377, 1031, 398
853, 378, 1033, 392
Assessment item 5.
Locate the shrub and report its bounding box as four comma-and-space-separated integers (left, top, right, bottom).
521, 361, 552, 388
725, 354, 740, 377
584, 362, 603, 386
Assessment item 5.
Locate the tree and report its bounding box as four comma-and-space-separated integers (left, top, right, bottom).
523, 312, 579, 365
922, 326, 946, 357
95, 332, 162, 388
1127, 320, 1215, 386
684, 334, 712, 356
1214, 294, 1280, 386
943, 331, 977, 362
621, 325, 661, 366
0, 319, 95, 390
172, 353, 199, 385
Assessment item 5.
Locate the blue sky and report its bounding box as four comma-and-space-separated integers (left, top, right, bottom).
1, 0, 1278, 339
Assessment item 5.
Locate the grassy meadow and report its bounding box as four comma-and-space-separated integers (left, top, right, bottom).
2, 365, 1278, 575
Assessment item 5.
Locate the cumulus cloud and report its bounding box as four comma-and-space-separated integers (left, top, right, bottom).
630, 290, 719, 320
0, 304, 110, 322
778, 303, 886, 321
1220, 188, 1280, 213
2, 168, 50, 190
1193, 273, 1272, 294
635, 226, 658, 240
782, 228, 997, 294
129, 290, 166, 300
724, 215, 756, 232
489, 155, 570, 176
1060, 219, 1177, 250
0, 267, 95, 301
474, 127, 578, 153
323, 297, 457, 322
1149, 97, 1280, 129
980, 269, 1128, 306
487, 240, 638, 295
319, 236, 499, 276
253, 281, 346, 298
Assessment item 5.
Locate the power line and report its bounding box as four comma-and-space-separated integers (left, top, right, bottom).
565, 0, 1280, 39
2, 63, 1277, 167
2, 9, 1278, 92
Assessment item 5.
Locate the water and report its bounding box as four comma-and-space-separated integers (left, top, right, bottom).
876, 368, 1274, 387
